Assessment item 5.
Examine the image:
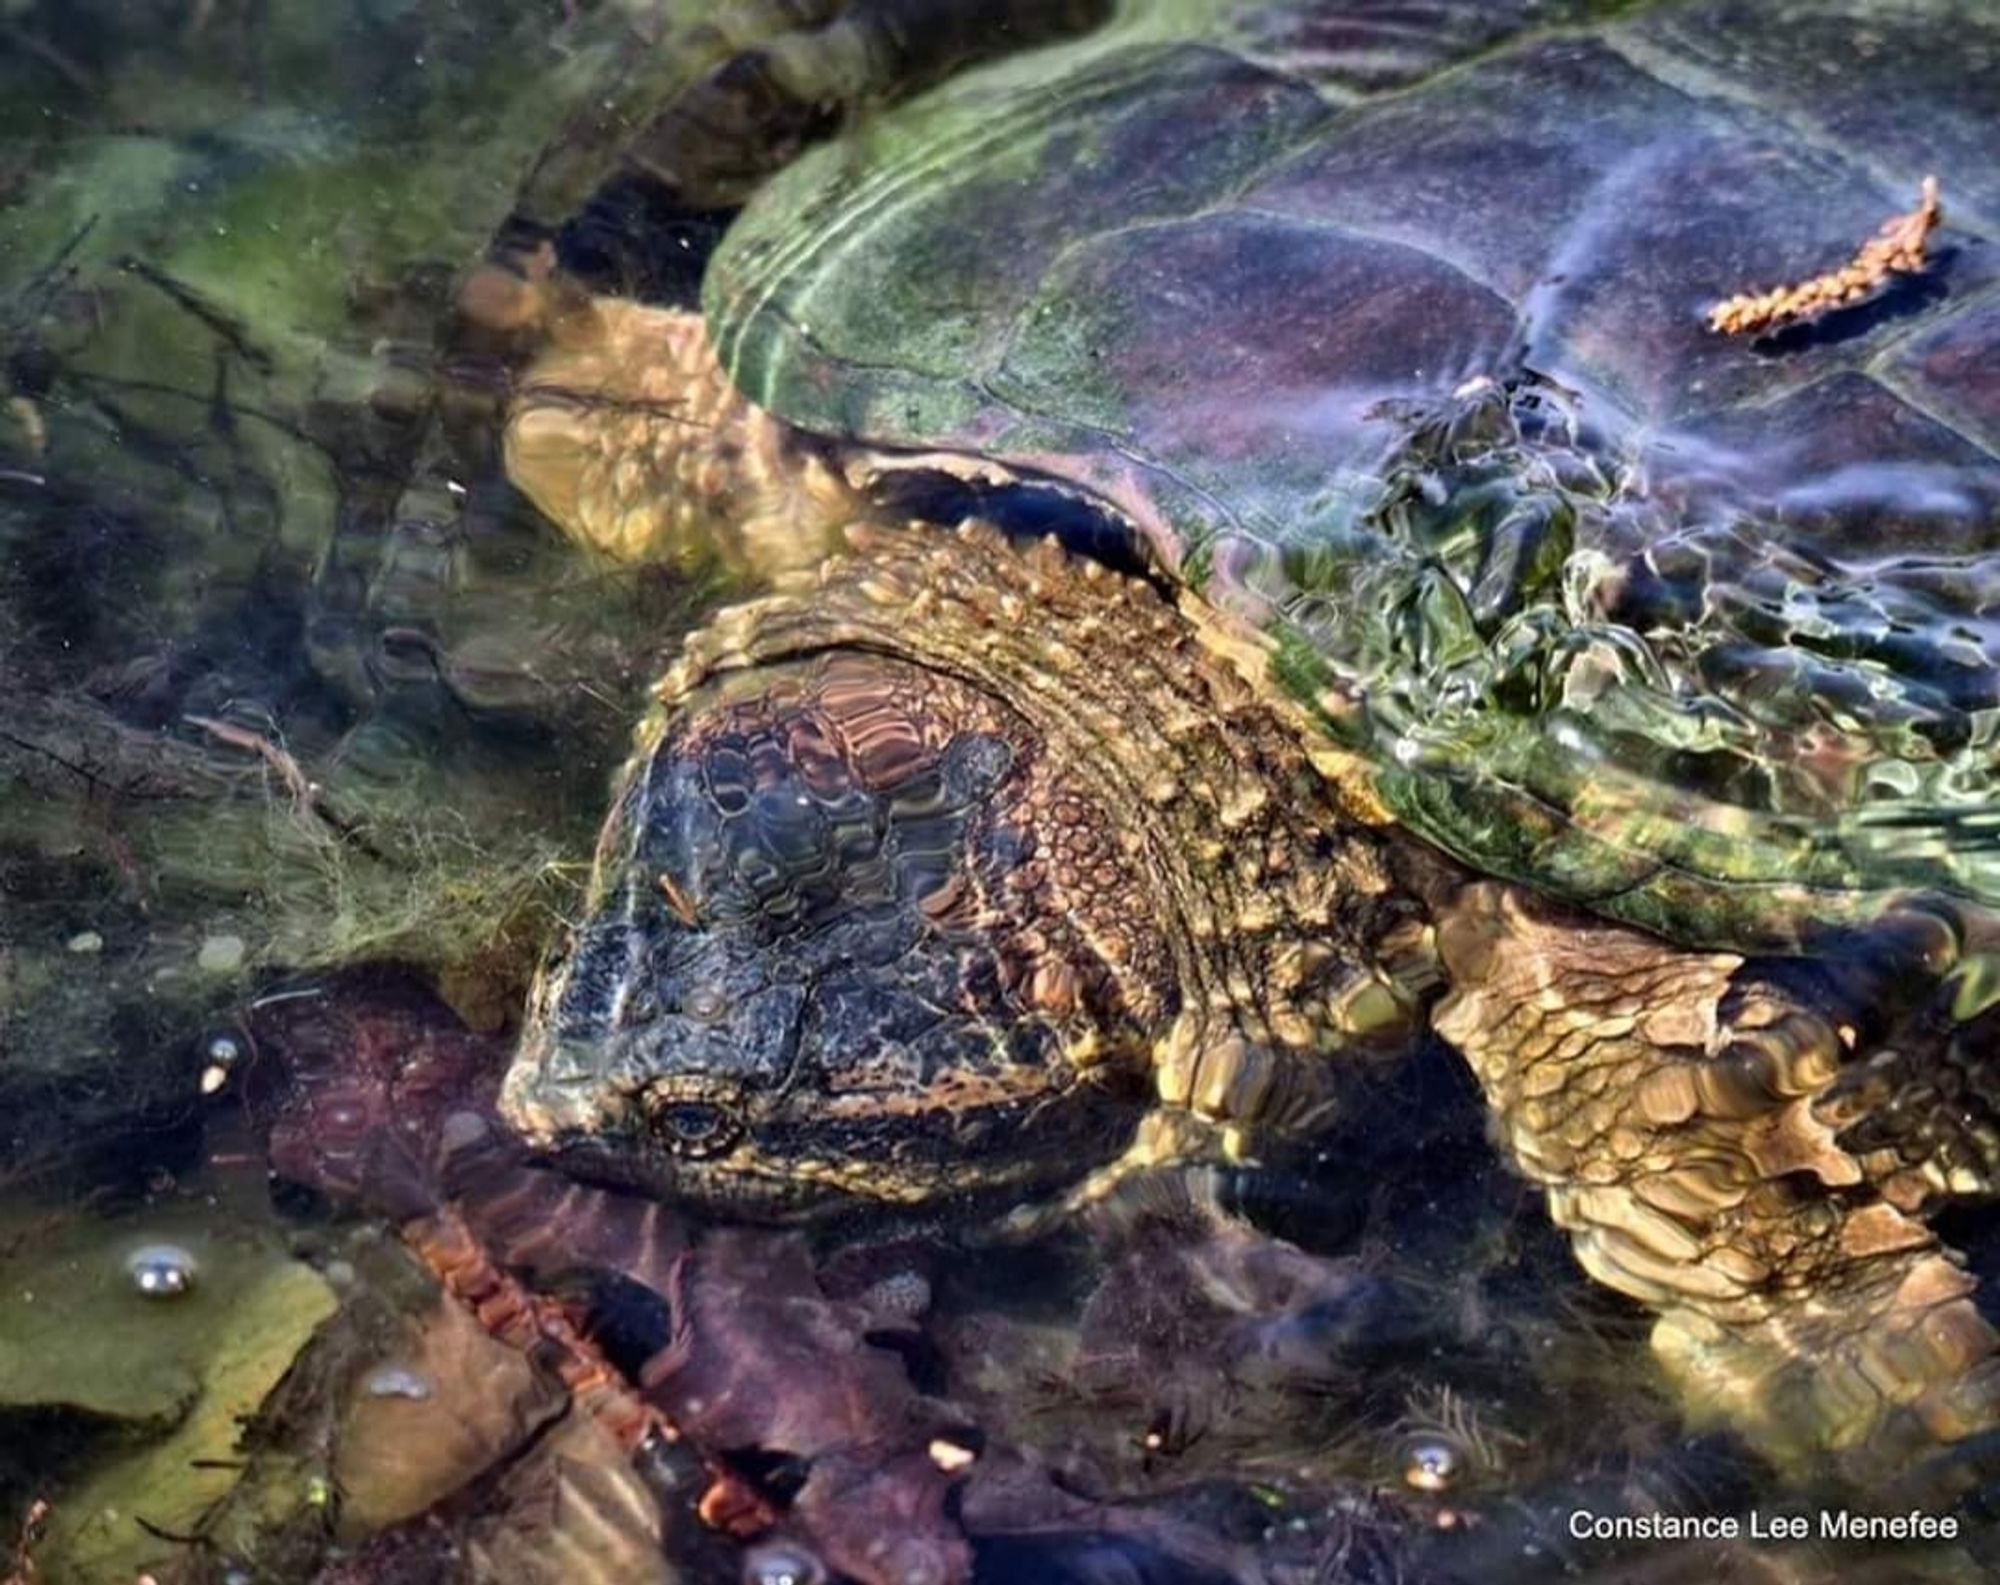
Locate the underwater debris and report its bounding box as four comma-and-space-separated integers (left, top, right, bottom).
181, 713, 382, 857
1707, 175, 1942, 335
330, 1293, 564, 1540
1053, 1212, 1395, 1480
642, 1231, 975, 1585
402, 1207, 675, 1455
460, 1413, 678, 1585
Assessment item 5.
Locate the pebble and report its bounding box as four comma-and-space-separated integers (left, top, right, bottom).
66, 931, 103, 954
197, 934, 247, 973
439, 1110, 490, 1152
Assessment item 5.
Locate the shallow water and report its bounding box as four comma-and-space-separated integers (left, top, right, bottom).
1, 3, 1996, 1582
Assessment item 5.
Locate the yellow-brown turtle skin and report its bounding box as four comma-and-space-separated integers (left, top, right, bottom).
505, 520, 1434, 1218
498, 305, 2000, 1494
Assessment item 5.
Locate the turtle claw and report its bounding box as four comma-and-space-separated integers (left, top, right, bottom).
987, 1107, 1343, 1255
987, 1112, 1233, 1245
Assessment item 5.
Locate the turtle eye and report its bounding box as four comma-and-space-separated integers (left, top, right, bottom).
647, 1099, 742, 1159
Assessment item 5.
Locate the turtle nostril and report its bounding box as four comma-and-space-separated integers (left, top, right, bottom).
645, 1097, 742, 1159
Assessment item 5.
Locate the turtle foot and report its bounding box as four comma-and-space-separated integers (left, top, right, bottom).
503, 299, 855, 579
1434, 880, 2000, 1492
1651, 1256, 2000, 1496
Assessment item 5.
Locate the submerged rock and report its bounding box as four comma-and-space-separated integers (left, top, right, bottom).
0, 1197, 337, 1582
197, 934, 248, 974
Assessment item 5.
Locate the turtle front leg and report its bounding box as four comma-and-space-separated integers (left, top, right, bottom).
500, 295, 858, 581
994, 965, 1437, 1242
1434, 880, 2000, 1490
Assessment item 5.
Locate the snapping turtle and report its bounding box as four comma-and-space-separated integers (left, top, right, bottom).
498, 0, 2000, 1491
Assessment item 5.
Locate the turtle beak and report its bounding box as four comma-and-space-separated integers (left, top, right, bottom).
497, 1029, 611, 1146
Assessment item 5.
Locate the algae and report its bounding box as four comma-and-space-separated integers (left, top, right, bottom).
0, 1197, 337, 1582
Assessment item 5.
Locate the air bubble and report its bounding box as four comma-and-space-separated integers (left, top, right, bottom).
364, 1366, 434, 1401
1400, 1434, 1460, 1492
125, 1244, 197, 1299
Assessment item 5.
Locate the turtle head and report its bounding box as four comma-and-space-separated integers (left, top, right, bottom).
499, 652, 1159, 1220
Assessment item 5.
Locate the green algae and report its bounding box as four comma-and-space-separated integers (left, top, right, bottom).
0, 0, 755, 1162
0, 1196, 337, 1583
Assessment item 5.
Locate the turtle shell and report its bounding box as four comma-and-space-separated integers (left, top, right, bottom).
703, 0, 2000, 956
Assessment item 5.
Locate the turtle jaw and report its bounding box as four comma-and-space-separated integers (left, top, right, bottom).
501, 1040, 1144, 1225
498, 1041, 835, 1218
525, 1128, 852, 1222
499, 930, 1157, 1224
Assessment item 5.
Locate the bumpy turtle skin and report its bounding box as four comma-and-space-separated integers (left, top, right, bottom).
668, 520, 1447, 1065
1435, 885, 2000, 1487
501, 309, 2000, 1486
504, 519, 1435, 1214
506, 295, 857, 577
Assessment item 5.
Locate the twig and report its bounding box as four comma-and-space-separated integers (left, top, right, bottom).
132, 1515, 205, 1545
17, 216, 95, 314
181, 713, 388, 859
1708, 176, 1942, 336
118, 257, 276, 374
183, 714, 316, 811
0, 25, 95, 94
